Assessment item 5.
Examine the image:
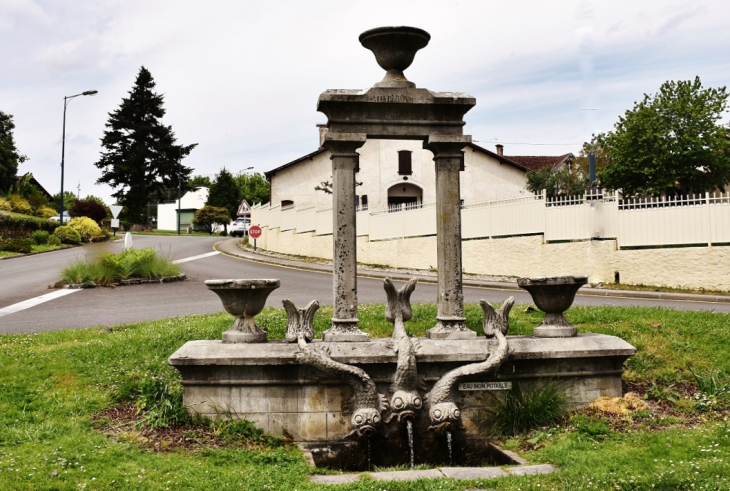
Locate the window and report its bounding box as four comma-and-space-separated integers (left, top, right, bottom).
354, 154, 360, 173
398, 151, 412, 175
281, 200, 294, 208
459, 151, 465, 171
361, 195, 368, 209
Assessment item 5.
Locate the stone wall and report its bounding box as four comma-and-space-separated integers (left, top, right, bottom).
256, 226, 730, 291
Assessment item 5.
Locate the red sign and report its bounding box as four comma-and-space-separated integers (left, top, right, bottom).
248, 226, 262, 239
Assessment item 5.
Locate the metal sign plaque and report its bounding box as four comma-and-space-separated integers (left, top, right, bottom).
458, 381, 512, 391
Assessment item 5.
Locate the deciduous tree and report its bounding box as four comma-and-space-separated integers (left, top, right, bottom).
192, 205, 230, 235
237, 172, 270, 205
597, 77, 730, 196
94, 67, 197, 224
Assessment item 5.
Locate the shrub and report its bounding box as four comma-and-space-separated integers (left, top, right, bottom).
0, 213, 58, 238
35, 206, 58, 219
70, 199, 107, 223
47, 235, 62, 246
1, 238, 33, 254
67, 216, 102, 242
53, 225, 82, 245
60, 247, 181, 284
0, 197, 11, 211
219, 230, 228, 236
31, 230, 49, 245
486, 382, 566, 436
9, 195, 33, 215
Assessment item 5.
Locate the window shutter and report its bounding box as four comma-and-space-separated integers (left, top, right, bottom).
398, 151, 412, 175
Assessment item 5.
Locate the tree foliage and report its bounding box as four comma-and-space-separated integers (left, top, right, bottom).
525, 165, 589, 198
189, 175, 212, 188
207, 168, 240, 221
597, 77, 730, 196
70, 198, 107, 223
0, 111, 28, 194
94, 67, 197, 225
192, 205, 230, 235
51, 191, 77, 214
236, 172, 270, 205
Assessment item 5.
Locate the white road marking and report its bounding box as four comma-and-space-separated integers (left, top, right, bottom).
0, 289, 81, 318
0, 251, 220, 319
173, 251, 220, 264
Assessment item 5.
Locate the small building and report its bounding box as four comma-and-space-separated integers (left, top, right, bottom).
264, 128, 573, 211
157, 187, 209, 231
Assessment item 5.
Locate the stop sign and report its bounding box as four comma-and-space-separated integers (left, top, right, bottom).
249, 225, 262, 239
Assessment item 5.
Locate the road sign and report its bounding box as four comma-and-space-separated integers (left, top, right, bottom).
249, 226, 262, 239
237, 199, 251, 216
110, 205, 123, 219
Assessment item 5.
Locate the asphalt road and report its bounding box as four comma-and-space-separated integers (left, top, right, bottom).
1, 235, 728, 334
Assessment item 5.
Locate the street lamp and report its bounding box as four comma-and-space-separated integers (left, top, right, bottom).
60, 90, 98, 225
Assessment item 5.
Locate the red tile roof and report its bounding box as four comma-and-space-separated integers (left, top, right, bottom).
504, 154, 574, 172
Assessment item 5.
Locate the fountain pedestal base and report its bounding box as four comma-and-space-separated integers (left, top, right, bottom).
170, 334, 635, 444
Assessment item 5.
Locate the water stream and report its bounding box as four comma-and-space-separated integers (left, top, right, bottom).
406, 419, 414, 468
367, 435, 372, 471
446, 430, 453, 466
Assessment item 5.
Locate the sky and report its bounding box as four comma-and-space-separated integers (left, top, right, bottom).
2, 0, 729, 205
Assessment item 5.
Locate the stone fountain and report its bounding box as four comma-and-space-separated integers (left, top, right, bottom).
168, 27, 636, 470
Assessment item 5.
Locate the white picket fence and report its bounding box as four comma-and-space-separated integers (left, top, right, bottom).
251, 191, 730, 249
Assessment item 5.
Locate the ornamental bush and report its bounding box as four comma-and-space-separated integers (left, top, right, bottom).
67, 216, 102, 242
32, 230, 49, 245
47, 235, 62, 246
35, 206, 58, 219
53, 225, 82, 245
9, 195, 33, 215
0, 197, 11, 211
0, 238, 33, 254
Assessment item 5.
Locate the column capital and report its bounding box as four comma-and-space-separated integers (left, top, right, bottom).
423, 134, 471, 158
322, 133, 367, 156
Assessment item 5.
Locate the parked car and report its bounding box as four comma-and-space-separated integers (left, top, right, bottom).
49, 211, 72, 223
230, 217, 251, 237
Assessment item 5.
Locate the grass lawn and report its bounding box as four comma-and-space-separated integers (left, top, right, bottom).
0, 243, 71, 258
1, 303, 729, 490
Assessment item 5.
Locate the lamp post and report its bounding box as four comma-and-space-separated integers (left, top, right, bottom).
60, 90, 98, 225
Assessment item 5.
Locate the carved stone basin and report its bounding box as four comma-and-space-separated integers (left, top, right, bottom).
205, 279, 280, 343
359, 26, 430, 88
517, 276, 587, 338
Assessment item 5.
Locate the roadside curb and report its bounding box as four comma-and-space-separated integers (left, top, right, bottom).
214, 239, 730, 305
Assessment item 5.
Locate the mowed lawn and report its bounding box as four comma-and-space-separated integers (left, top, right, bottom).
1, 303, 729, 490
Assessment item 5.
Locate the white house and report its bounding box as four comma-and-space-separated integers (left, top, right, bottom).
157, 187, 209, 231
265, 127, 573, 211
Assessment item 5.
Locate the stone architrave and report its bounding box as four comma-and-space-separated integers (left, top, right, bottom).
424, 136, 474, 339
321, 134, 369, 342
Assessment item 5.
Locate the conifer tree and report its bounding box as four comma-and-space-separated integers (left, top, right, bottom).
0, 111, 28, 193
207, 168, 240, 223
94, 67, 196, 224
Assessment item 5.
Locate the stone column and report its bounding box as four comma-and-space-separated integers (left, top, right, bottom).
424, 135, 475, 339
321, 133, 369, 342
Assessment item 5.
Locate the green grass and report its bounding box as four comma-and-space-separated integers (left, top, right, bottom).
0, 243, 70, 258
0, 304, 729, 490
60, 247, 181, 285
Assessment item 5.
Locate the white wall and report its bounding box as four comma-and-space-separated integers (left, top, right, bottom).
157, 187, 209, 231
268, 140, 529, 211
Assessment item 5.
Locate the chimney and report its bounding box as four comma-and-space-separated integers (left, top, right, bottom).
495, 144, 504, 156
317, 124, 329, 148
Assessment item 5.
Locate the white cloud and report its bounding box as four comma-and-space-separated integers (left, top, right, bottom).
2, 0, 729, 204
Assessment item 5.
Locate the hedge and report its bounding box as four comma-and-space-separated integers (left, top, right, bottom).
0, 213, 59, 240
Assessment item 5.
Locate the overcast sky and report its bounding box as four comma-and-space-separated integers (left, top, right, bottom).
2, 0, 729, 204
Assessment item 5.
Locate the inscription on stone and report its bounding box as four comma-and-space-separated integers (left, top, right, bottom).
458, 381, 512, 391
